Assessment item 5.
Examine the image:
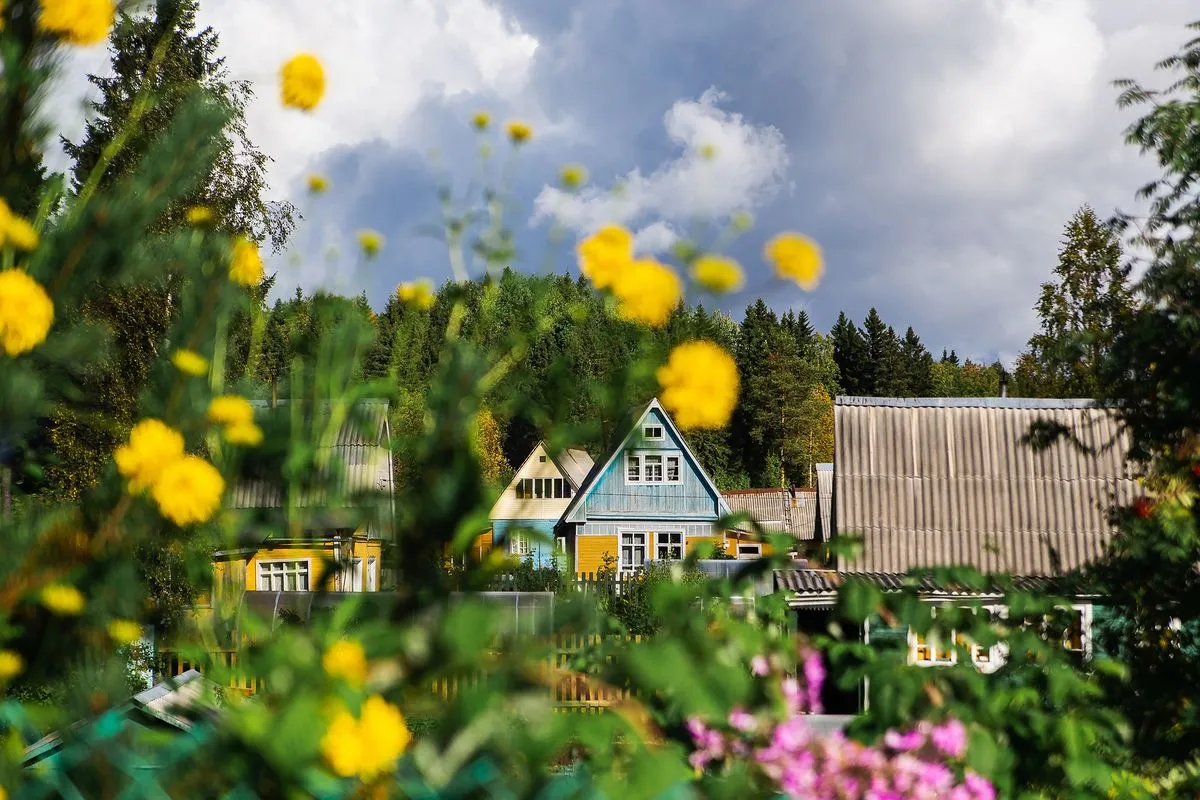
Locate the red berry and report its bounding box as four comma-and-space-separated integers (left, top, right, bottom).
1133, 497, 1154, 519
1191, 462, 1200, 478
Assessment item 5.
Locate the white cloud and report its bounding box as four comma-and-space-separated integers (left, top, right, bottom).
632, 221, 678, 255
530, 88, 789, 245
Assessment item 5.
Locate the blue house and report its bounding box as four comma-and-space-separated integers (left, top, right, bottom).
557, 398, 732, 576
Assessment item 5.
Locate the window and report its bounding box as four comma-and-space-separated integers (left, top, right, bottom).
625, 452, 683, 484
366, 557, 377, 592
644, 425, 664, 440
644, 455, 663, 482
509, 532, 531, 556
258, 560, 310, 592
656, 532, 683, 561
556, 536, 567, 553
627, 454, 641, 482
909, 607, 998, 667
737, 544, 761, 559
340, 558, 363, 592
620, 532, 647, 573
539, 455, 547, 462
666, 456, 680, 482
554, 478, 565, 498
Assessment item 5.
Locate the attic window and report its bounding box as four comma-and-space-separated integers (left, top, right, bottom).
626, 452, 682, 485
644, 425, 664, 440
539, 455, 547, 462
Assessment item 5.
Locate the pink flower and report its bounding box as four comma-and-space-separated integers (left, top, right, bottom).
781, 677, 803, 713
930, 719, 968, 759
802, 650, 826, 713
751, 655, 770, 676
688, 750, 711, 771
964, 771, 997, 800
917, 761, 955, 789
884, 728, 926, 752
728, 706, 757, 732
771, 716, 812, 752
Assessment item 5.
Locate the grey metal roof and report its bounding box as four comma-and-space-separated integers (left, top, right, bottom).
231, 400, 392, 509
555, 447, 595, 488
836, 396, 1103, 409
834, 398, 1138, 575
815, 463, 833, 541
774, 568, 1067, 596
723, 489, 817, 540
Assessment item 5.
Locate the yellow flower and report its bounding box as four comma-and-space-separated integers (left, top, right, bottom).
280, 53, 325, 111
356, 230, 384, 259
560, 164, 588, 189
690, 255, 745, 294
0, 650, 23, 682
611, 259, 683, 328
151, 455, 225, 526
229, 237, 264, 287
321, 695, 410, 781
224, 421, 263, 447
207, 395, 254, 427
323, 640, 368, 687
657, 341, 739, 430
765, 232, 823, 291
37, 0, 114, 46
397, 280, 435, 311
471, 111, 491, 131
171, 349, 209, 377
577, 225, 633, 290
0, 269, 54, 356
185, 206, 214, 226
307, 174, 329, 193
0, 199, 40, 252
108, 619, 142, 645
505, 119, 533, 144
41, 583, 85, 616
114, 419, 185, 493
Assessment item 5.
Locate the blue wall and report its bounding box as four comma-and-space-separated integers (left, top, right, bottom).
492, 519, 560, 567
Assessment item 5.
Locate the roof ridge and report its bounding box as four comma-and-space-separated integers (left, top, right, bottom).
835, 396, 1108, 409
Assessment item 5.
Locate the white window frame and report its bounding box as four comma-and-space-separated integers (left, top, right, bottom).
556, 536, 567, 553
366, 557, 377, 592
655, 531, 684, 561
908, 605, 1003, 670
257, 559, 312, 592
508, 531, 532, 557
619, 531, 647, 574
643, 424, 664, 440
340, 558, 364, 592
736, 543, 762, 560
624, 451, 684, 485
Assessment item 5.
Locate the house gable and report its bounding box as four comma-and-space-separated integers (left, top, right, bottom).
562, 400, 729, 524
490, 441, 590, 522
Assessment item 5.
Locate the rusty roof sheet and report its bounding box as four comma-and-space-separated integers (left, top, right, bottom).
723, 488, 817, 540
833, 397, 1139, 575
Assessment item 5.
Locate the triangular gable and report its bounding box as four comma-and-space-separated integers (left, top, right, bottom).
489, 441, 589, 519
560, 398, 731, 524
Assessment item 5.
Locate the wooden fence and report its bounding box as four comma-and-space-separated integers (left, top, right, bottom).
156, 648, 263, 695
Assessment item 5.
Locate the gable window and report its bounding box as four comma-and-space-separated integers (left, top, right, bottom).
656, 532, 684, 561
666, 456, 680, 482
644, 455, 663, 482
539, 455, 547, 462
644, 425, 664, 440
620, 532, 647, 573
625, 452, 683, 485
737, 544, 761, 560
627, 454, 641, 482
258, 560, 310, 592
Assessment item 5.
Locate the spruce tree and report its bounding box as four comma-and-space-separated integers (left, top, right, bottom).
862, 309, 906, 396
831, 312, 870, 395
900, 327, 934, 396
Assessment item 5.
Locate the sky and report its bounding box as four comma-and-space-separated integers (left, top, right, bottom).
42, 0, 1199, 363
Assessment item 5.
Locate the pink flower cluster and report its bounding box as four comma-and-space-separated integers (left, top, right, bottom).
687, 652, 996, 800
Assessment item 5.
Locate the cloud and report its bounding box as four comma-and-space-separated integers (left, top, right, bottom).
529, 88, 789, 246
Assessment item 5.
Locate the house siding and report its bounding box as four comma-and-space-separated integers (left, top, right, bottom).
493, 519, 560, 567
489, 442, 578, 520
217, 537, 384, 592
576, 534, 618, 575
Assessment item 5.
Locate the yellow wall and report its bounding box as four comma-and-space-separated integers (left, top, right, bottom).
687, 535, 728, 558
214, 538, 384, 592
575, 535, 617, 576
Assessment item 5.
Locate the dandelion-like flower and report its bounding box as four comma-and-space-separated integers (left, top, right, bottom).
280, 53, 325, 111
224, 422, 263, 447
151, 455, 224, 526
207, 395, 254, 427
321, 695, 411, 781
560, 164, 588, 189
356, 230, 384, 259
505, 119, 533, 144
397, 280, 435, 311
115, 419, 185, 493
229, 237, 264, 287
577, 225, 633, 290
172, 349, 209, 377
323, 640, 368, 687
185, 206, 214, 226
765, 232, 823, 291
37, 0, 115, 46
612, 259, 682, 327
0, 651, 22, 682
41, 583, 85, 616
108, 619, 142, 646
690, 255, 745, 294
0, 200, 40, 251
0, 269, 54, 356
656, 341, 739, 430
471, 111, 491, 131
307, 174, 329, 193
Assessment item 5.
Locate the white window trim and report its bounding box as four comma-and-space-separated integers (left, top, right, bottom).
508, 531, 532, 557
654, 531, 685, 562
624, 450, 684, 485
366, 557, 377, 592
643, 424, 665, 441
256, 558, 313, 592
618, 530, 648, 574
736, 543, 762, 560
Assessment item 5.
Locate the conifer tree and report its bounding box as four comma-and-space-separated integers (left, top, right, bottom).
862, 309, 906, 396
831, 312, 870, 396
900, 326, 934, 396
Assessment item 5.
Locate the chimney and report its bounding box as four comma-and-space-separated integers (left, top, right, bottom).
999, 369, 1008, 398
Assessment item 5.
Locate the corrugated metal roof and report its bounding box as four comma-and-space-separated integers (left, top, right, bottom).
836, 397, 1102, 409
556, 447, 595, 487
723, 489, 817, 540
774, 568, 1067, 596
834, 398, 1138, 575
231, 400, 392, 510
815, 463, 833, 541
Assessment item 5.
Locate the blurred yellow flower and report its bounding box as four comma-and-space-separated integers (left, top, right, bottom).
699, 143, 717, 160
577, 225, 633, 291
471, 111, 491, 131
172, 349, 209, 377
224, 422, 263, 447
280, 53, 325, 111
0, 199, 40, 252
0, 269, 54, 356
207, 395, 254, 427
657, 340, 739, 430
731, 211, 754, 233
185, 206, 214, 226
0, 651, 23, 682
323, 640, 368, 687
108, 619, 142, 645
37, 0, 114, 46
397, 280, 434, 310
560, 164, 588, 189
765, 232, 823, 291
307, 174, 329, 193
115, 419, 185, 493
321, 695, 411, 781
151, 456, 224, 526
690, 255, 745, 294
505, 119, 533, 144
356, 230, 384, 259
611, 259, 682, 328
229, 237, 264, 287
41, 583, 85, 616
